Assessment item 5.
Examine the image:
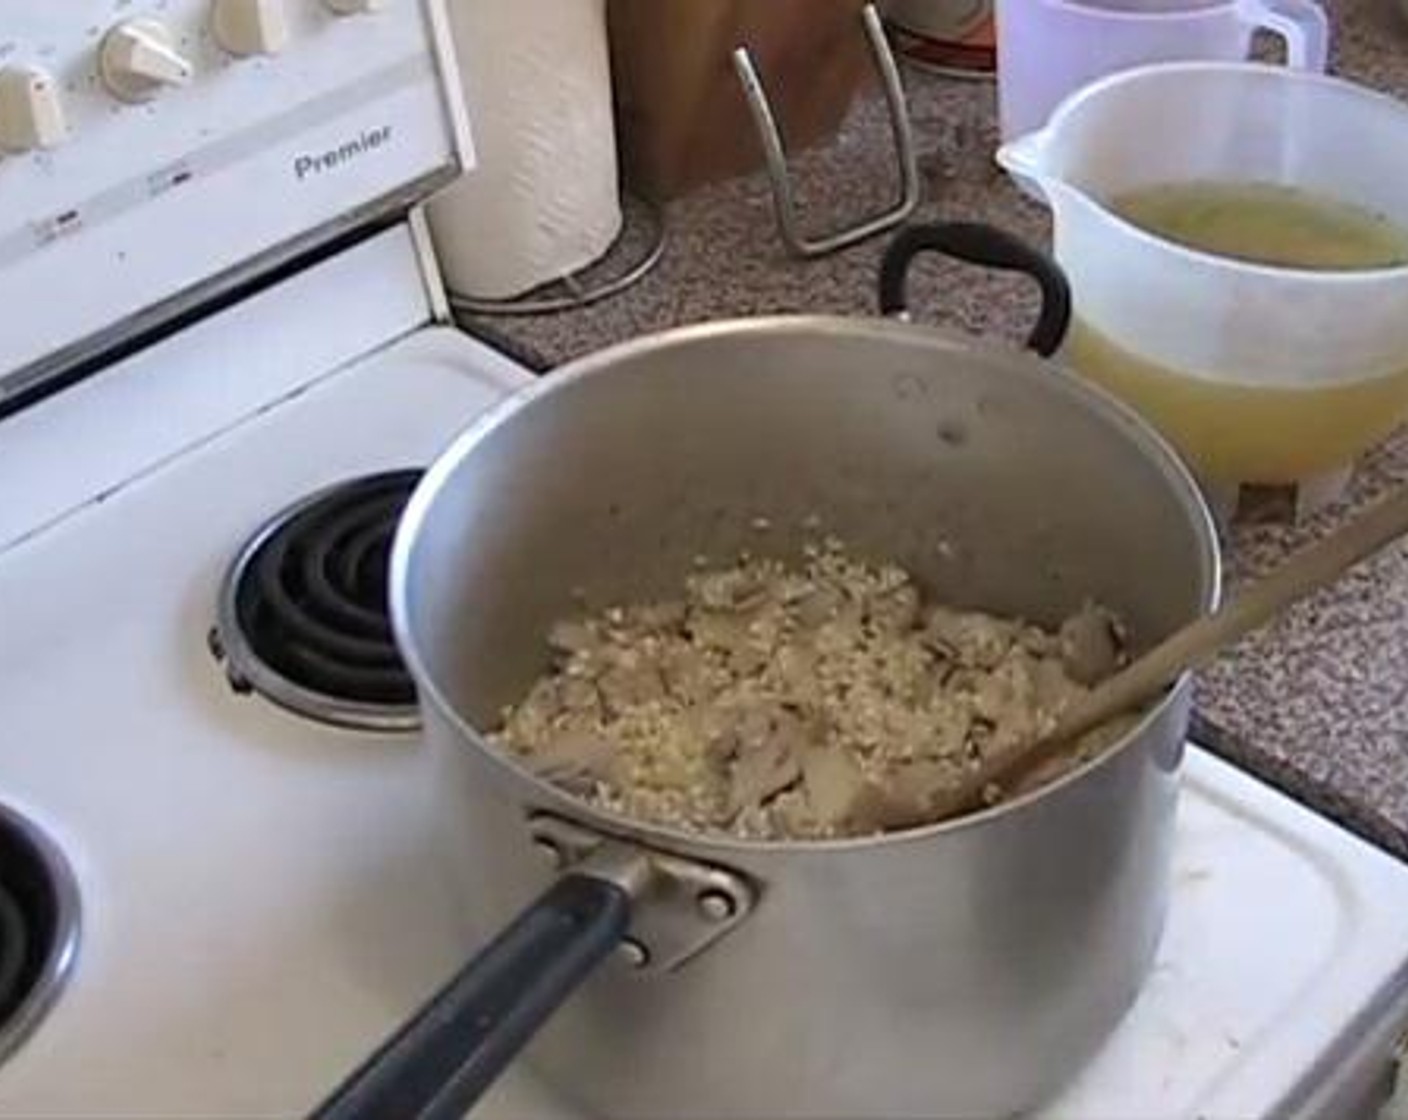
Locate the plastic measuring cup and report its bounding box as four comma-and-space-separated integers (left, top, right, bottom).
995, 0, 1329, 143
997, 63, 1408, 485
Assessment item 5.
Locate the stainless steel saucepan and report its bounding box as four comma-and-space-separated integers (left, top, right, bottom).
312, 224, 1220, 1120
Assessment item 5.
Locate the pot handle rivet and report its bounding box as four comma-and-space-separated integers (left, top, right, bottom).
533, 837, 565, 870
617, 938, 650, 969
696, 889, 737, 923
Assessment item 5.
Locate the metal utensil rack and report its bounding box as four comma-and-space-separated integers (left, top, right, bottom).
733, 3, 921, 259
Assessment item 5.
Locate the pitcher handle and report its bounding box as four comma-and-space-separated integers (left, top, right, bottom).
877, 222, 1072, 357
1236, 0, 1330, 71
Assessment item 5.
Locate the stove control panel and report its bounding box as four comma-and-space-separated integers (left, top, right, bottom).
0, 1, 471, 401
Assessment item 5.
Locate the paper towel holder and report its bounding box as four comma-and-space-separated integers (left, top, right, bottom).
447, 192, 666, 317
733, 3, 921, 259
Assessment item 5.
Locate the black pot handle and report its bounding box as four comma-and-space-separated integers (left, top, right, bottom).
877, 221, 1073, 357
310, 873, 631, 1120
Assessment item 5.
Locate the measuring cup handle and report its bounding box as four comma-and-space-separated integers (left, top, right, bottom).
1235, 0, 1329, 71
877, 221, 1072, 357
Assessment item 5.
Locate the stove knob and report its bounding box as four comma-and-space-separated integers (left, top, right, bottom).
0, 66, 68, 152
99, 19, 194, 102
213, 0, 290, 56
324, 0, 387, 14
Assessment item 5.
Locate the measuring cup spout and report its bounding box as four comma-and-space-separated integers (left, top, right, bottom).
996, 129, 1047, 180
997, 127, 1076, 207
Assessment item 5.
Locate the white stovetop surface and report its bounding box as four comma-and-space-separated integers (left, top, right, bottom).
1, 327, 1407, 1120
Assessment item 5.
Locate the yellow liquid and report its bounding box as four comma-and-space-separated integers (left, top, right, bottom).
1113, 181, 1408, 271
1067, 182, 1408, 483
1069, 320, 1408, 483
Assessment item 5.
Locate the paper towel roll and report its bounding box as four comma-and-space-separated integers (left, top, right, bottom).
428, 0, 623, 301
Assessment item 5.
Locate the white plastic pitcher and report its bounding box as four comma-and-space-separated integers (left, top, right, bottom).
995, 0, 1329, 142
998, 63, 1408, 485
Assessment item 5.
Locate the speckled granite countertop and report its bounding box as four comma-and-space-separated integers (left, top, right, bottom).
460, 0, 1408, 858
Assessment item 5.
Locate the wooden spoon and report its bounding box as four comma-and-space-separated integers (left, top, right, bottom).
931, 483, 1408, 823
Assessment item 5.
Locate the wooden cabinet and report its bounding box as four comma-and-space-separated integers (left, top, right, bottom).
608, 0, 870, 200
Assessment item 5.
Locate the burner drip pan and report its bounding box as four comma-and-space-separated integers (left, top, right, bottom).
212, 470, 423, 731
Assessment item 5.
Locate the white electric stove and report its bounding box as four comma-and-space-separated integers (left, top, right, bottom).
3, 4, 1408, 1119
